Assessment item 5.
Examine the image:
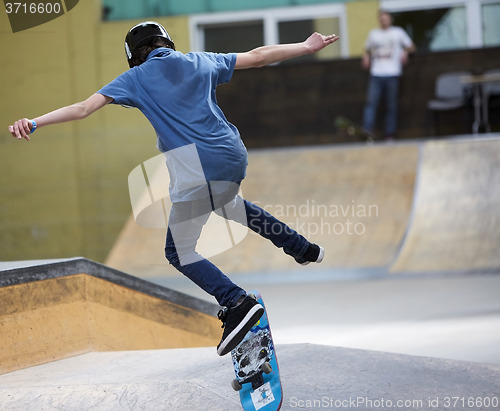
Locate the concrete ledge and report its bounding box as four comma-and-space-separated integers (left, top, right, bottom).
0, 344, 498, 410
0, 258, 221, 374
0, 257, 218, 316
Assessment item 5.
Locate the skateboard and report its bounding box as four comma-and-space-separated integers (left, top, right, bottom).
230, 290, 282, 411
335, 115, 373, 142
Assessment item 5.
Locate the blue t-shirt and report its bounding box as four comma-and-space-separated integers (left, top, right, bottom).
98, 48, 247, 200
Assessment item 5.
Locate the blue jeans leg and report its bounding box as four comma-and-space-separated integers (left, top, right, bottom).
244, 199, 309, 258
363, 76, 384, 133
165, 226, 246, 308
165, 195, 310, 307
363, 76, 400, 136
165, 196, 247, 308
384, 76, 400, 137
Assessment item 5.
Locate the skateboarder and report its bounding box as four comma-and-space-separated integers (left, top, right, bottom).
8, 22, 336, 356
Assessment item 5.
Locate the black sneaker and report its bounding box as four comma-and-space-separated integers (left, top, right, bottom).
216, 295, 264, 356
294, 243, 325, 265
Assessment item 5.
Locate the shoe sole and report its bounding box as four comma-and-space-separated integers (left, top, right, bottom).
217, 304, 264, 356
300, 245, 325, 266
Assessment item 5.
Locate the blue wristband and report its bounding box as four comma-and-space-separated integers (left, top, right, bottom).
30, 120, 37, 134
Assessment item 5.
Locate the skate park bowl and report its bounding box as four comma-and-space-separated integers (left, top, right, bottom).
1, 135, 500, 409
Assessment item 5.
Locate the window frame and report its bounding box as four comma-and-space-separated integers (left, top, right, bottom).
189, 4, 349, 58
380, 0, 500, 49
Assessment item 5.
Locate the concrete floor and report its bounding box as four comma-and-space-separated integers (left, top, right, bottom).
2, 344, 499, 411
151, 268, 500, 366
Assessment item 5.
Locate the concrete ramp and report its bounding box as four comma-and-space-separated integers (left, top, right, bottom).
391, 137, 500, 273
1, 344, 499, 411
106, 143, 419, 277
105, 136, 500, 277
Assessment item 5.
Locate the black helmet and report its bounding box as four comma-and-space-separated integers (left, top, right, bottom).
125, 21, 174, 68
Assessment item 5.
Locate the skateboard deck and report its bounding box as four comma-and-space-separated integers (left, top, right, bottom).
230, 290, 282, 411
335, 115, 373, 142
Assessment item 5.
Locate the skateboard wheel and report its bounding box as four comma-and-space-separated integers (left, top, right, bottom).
260, 361, 272, 374
231, 379, 243, 391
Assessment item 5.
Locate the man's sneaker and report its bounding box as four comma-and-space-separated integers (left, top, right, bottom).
216, 295, 264, 356
294, 243, 325, 266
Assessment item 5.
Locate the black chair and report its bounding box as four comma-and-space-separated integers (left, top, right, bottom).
427, 71, 472, 135
481, 68, 500, 132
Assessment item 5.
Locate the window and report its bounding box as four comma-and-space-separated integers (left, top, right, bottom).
278, 17, 341, 62
190, 4, 348, 60
381, 0, 499, 51
482, 2, 500, 47
205, 21, 264, 53
392, 7, 467, 53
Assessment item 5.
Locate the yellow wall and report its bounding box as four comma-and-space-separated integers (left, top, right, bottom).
0, 0, 376, 263
0, 2, 189, 262
346, 0, 380, 57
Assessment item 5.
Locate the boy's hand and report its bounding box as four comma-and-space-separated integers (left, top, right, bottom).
8, 118, 32, 141
304, 32, 340, 54
361, 53, 371, 70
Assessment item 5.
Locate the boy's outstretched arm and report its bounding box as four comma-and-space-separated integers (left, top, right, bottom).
235, 32, 339, 70
8, 93, 112, 141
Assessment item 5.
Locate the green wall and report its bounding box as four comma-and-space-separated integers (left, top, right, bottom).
103, 0, 348, 20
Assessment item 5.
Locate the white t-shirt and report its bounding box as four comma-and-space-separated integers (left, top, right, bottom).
365, 26, 413, 77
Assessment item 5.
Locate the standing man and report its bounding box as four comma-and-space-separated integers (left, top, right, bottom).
362, 10, 415, 140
